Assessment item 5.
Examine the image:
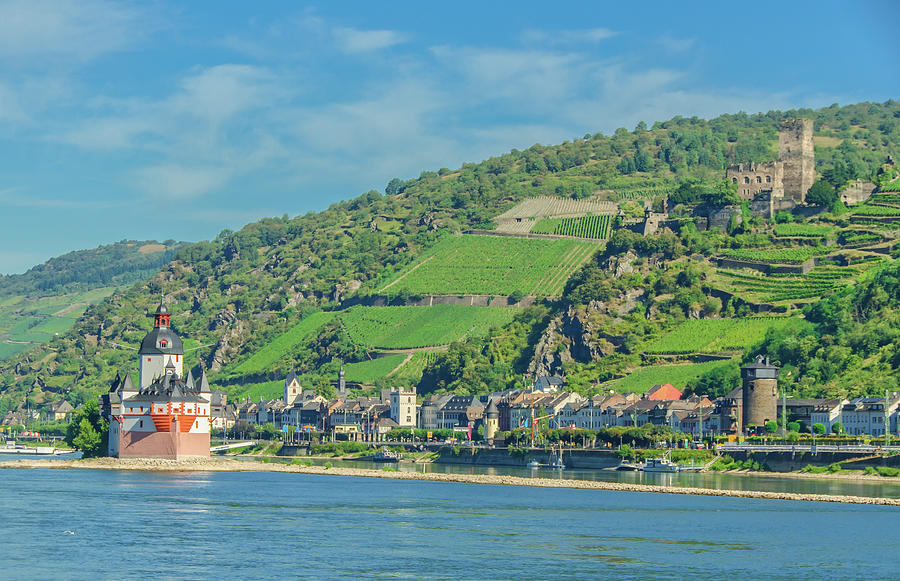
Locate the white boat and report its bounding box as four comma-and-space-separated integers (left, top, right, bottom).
526, 459, 542, 468
642, 457, 679, 473
615, 460, 641, 471
373, 449, 401, 462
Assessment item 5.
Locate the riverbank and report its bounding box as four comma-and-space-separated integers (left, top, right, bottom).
3, 456, 900, 506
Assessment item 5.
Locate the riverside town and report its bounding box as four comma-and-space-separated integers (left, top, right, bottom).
1, 3, 899, 577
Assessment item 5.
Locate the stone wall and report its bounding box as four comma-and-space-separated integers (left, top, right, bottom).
839, 180, 876, 205
726, 161, 783, 200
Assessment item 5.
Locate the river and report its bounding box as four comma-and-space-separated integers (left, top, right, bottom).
0, 462, 897, 579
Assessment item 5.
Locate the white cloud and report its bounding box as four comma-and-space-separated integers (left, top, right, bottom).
522, 27, 619, 45
333, 27, 407, 54
135, 165, 233, 200
0, 0, 151, 64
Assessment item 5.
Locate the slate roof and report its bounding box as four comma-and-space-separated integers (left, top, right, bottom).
125, 371, 206, 403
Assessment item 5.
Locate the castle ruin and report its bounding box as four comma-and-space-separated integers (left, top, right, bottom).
726, 119, 814, 208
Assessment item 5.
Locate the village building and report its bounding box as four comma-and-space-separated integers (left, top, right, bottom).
101, 300, 211, 459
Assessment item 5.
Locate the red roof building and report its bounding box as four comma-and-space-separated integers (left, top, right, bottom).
645, 383, 683, 401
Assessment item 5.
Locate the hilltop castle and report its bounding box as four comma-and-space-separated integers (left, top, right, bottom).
726, 118, 815, 205
100, 299, 211, 459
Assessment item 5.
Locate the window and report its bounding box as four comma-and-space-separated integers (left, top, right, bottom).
766, 175, 771, 183
744, 177, 750, 184
159, 340, 168, 348
732, 177, 737, 183
756, 176, 762, 183
139, 420, 143, 428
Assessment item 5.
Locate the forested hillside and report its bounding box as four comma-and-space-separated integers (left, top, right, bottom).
1, 101, 899, 415
0, 240, 188, 364
0, 240, 188, 297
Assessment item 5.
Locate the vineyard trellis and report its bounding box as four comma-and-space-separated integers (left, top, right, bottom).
531, 214, 613, 239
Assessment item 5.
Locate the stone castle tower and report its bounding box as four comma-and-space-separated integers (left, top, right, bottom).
778, 118, 815, 204
740, 356, 779, 434
726, 118, 814, 206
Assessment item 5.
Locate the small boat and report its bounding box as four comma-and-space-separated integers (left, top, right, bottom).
549, 446, 565, 469
526, 459, 542, 469
615, 460, 641, 471
642, 457, 679, 473
373, 449, 400, 462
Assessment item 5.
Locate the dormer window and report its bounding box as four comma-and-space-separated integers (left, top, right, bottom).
159, 340, 168, 348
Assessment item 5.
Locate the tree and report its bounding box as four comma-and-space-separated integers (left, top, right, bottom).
65, 400, 108, 458
385, 178, 403, 196
702, 180, 741, 206
831, 422, 845, 435
765, 420, 778, 433
787, 421, 801, 433
812, 423, 826, 435
806, 180, 838, 207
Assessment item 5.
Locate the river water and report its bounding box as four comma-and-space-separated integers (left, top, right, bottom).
1, 460, 898, 579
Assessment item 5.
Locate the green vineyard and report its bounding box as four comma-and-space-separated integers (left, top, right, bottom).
773, 223, 834, 238
530, 214, 613, 239
229, 311, 337, 376
605, 360, 737, 394
343, 354, 409, 384
341, 305, 518, 349
380, 234, 600, 296
643, 317, 804, 354
714, 266, 862, 303
722, 247, 827, 264
853, 204, 900, 216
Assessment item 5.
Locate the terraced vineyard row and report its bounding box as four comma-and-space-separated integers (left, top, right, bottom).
715, 268, 857, 302
643, 317, 802, 354
722, 247, 827, 264
530, 214, 613, 239
341, 305, 518, 349
773, 224, 834, 238
853, 203, 900, 216
495, 196, 616, 220
381, 234, 599, 296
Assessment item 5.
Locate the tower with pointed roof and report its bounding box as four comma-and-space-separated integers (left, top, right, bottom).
101, 296, 211, 459
484, 399, 499, 443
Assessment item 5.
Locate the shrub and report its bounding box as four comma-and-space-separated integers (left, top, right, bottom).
812, 423, 826, 435
765, 420, 778, 433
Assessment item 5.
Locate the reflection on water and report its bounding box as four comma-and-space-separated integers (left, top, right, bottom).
252, 455, 900, 499
1, 467, 897, 580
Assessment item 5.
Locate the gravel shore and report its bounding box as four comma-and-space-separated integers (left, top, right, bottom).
4, 457, 899, 506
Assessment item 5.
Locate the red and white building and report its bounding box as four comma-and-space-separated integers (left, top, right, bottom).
101, 300, 211, 459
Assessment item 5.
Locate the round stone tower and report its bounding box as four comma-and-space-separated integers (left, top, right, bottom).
484, 399, 499, 443
741, 356, 779, 434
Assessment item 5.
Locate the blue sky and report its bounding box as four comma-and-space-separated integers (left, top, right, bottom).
0, 0, 897, 274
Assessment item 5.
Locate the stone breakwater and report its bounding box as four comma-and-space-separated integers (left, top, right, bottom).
4, 457, 899, 506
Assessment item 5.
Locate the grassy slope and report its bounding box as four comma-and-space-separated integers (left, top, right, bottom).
380, 234, 600, 296
341, 305, 518, 349
606, 360, 736, 394
227, 311, 337, 376
642, 317, 806, 354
